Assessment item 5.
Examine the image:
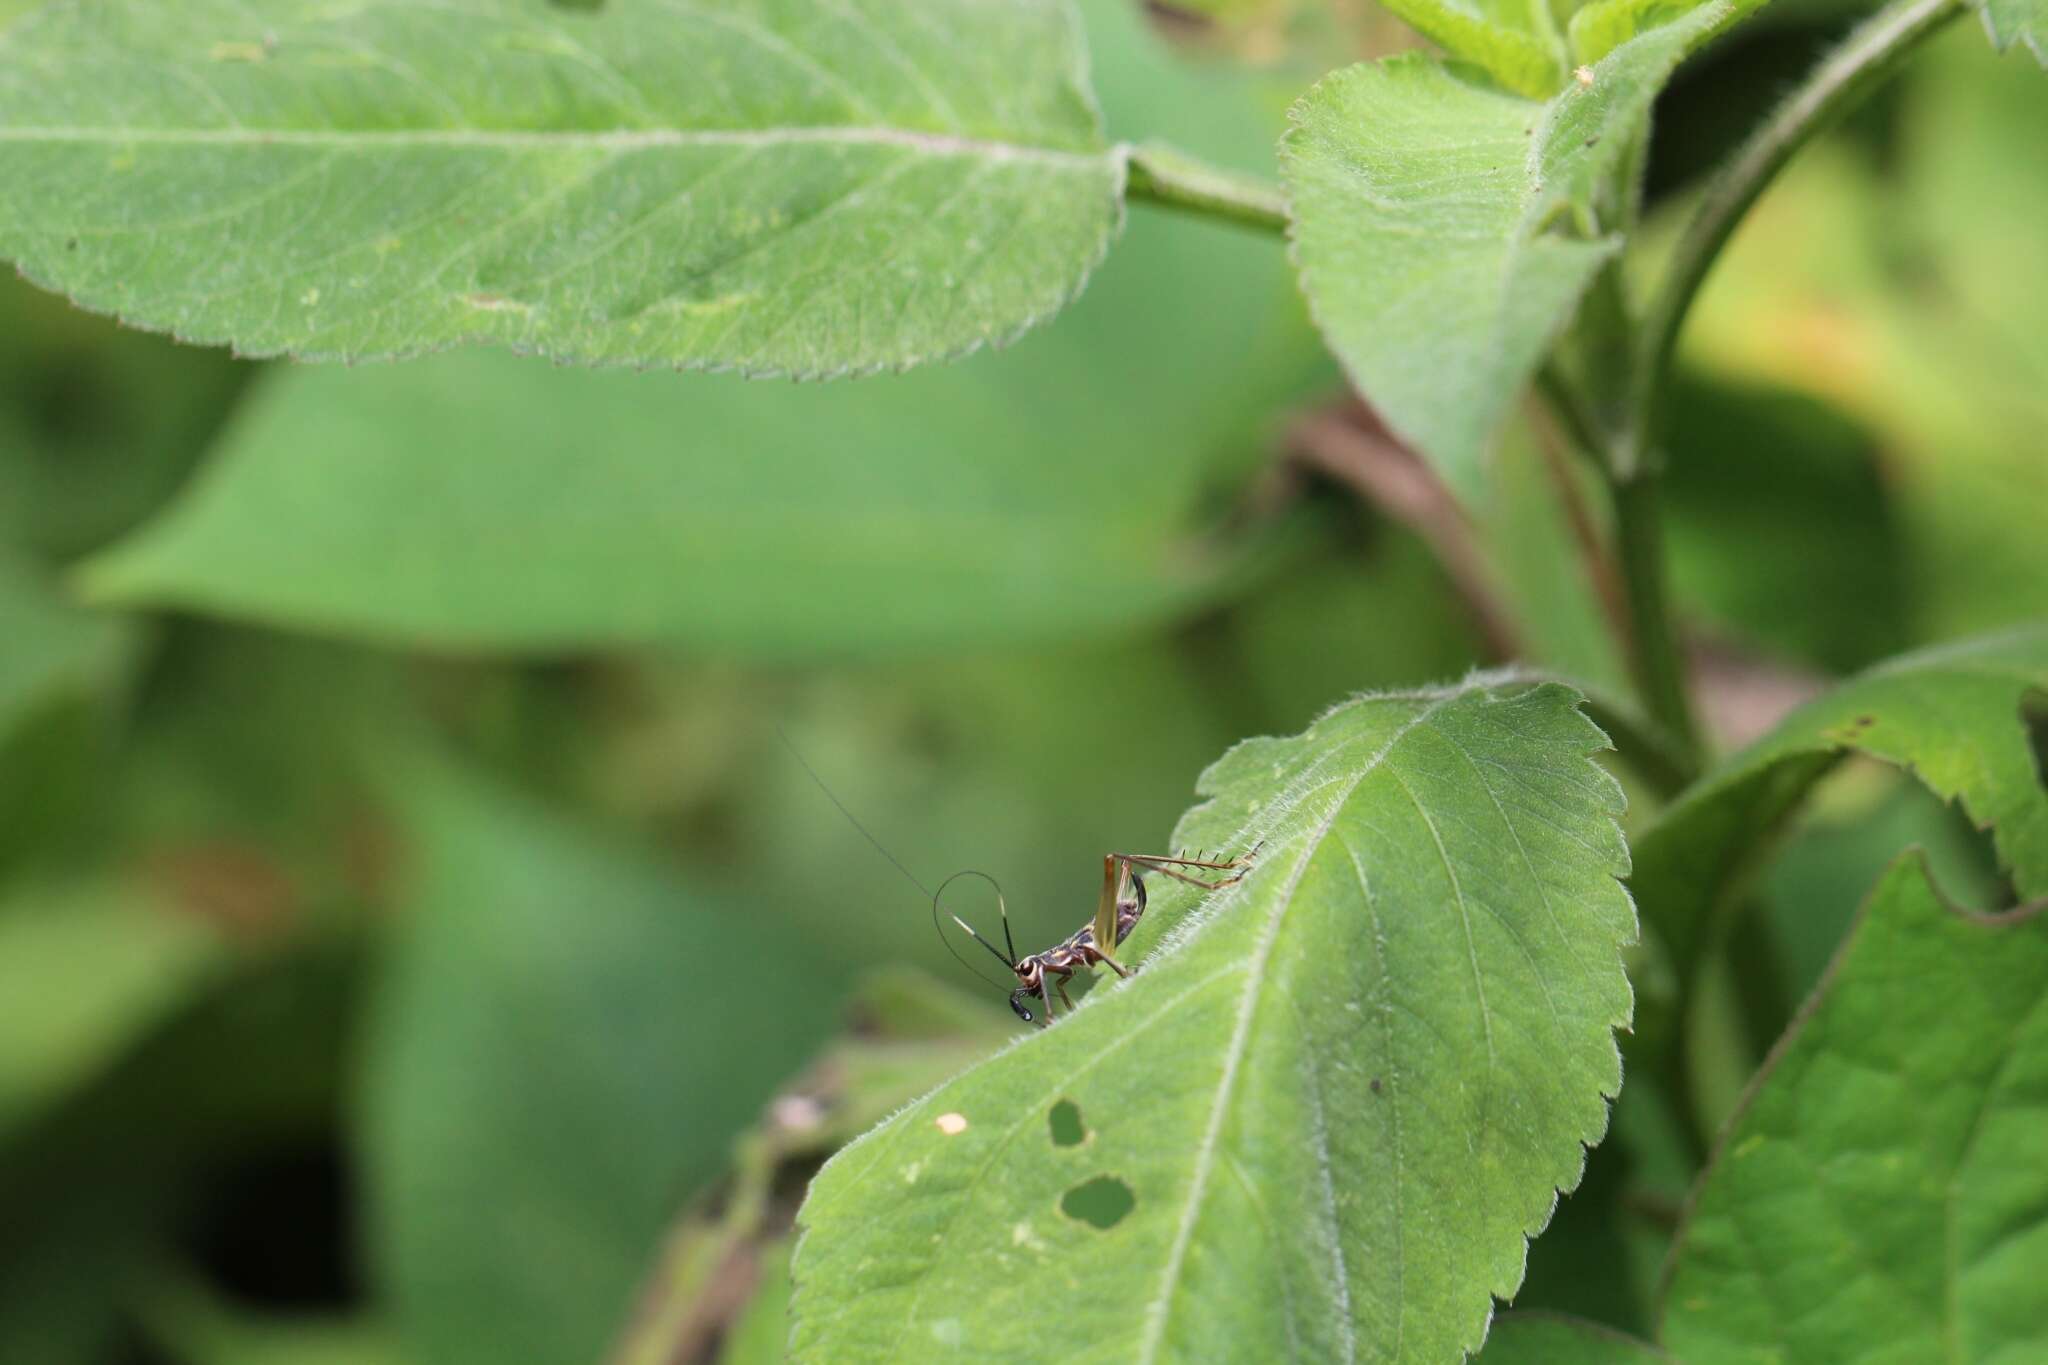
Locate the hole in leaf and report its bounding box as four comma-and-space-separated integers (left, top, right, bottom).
1048, 1099, 1086, 1147
1060, 1175, 1135, 1230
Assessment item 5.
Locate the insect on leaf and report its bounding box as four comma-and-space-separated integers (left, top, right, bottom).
791, 676, 1635, 1364
0, 0, 1122, 376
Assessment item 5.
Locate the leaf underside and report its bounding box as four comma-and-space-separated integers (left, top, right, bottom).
1278, 2, 1740, 507
0, 0, 1120, 376
1630, 625, 2048, 975
791, 677, 1635, 1365
1663, 853, 2048, 1363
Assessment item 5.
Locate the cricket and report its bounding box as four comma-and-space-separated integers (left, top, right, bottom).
779, 728, 1259, 1027
936, 848, 1260, 1024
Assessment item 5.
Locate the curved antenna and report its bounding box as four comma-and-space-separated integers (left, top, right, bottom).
933, 868, 1017, 991
777, 724, 1014, 994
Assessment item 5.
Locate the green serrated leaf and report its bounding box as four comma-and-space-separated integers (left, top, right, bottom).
1567, 0, 1702, 66
1280, 2, 1740, 506
1970, 0, 2047, 63
791, 677, 1634, 1364
0, 0, 1120, 376
72, 0, 1327, 653
1376, 0, 1566, 98
1662, 853, 2048, 1362
1630, 625, 2048, 976
359, 758, 841, 1365
1475, 1313, 1671, 1362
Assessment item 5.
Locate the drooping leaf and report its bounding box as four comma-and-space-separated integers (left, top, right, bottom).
0, 0, 1120, 376
1629, 625, 2048, 977
1661, 853, 2048, 1363
358, 757, 840, 1365
1474, 1313, 1671, 1363
791, 678, 1634, 1364
1280, 2, 1745, 506
75, 0, 1329, 653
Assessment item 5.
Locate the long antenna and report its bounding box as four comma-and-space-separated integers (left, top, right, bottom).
776, 725, 1011, 989
776, 725, 934, 899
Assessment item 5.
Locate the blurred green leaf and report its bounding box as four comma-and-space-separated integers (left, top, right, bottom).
1678, 32, 2048, 641
1475, 1313, 1671, 1362
138, 1271, 405, 1365
0, 273, 251, 562
0, 0, 1119, 376
359, 757, 839, 1365
1662, 373, 1909, 673
1662, 853, 2048, 1362
713, 1237, 791, 1365
0, 879, 225, 1136
79, 1, 1328, 654
1630, 625, 2048, 975
792, 679, 1633, 1363
1280, 3, 1740, 506
0, 547, 128, 743
0, 548, 133, 875
614, 968, 1009, 1365
0, 945, 358, 1365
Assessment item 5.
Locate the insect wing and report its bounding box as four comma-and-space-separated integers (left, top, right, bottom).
1091, 854, 1121, 958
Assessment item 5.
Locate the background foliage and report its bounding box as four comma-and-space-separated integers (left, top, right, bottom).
1, 1, 2043, 1363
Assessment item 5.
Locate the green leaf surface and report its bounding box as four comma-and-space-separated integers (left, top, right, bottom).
792, 677, 1634, 1364
359, 758, 840, 1365
76, 1, 1327, 654
0, 0, 1119, 376
1280, 2, 1738, 506
1662, 853, 2048, 1363
1630, 625, 2048, 975
1377, 0, 1567, 98
1475, 1313, 1671, 1363
1971, 0, 2046, 62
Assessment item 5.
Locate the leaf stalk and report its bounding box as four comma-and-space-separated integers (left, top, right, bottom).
1122, 141, 1289, 235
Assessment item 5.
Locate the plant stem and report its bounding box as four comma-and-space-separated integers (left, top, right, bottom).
1122, 141, 1289, 236
1612, 472, 1701, 762
1626, 0, 1965, 472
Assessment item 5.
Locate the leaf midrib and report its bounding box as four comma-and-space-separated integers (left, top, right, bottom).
1135, 690, 1456, 1364
0, 122, 1110, 167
